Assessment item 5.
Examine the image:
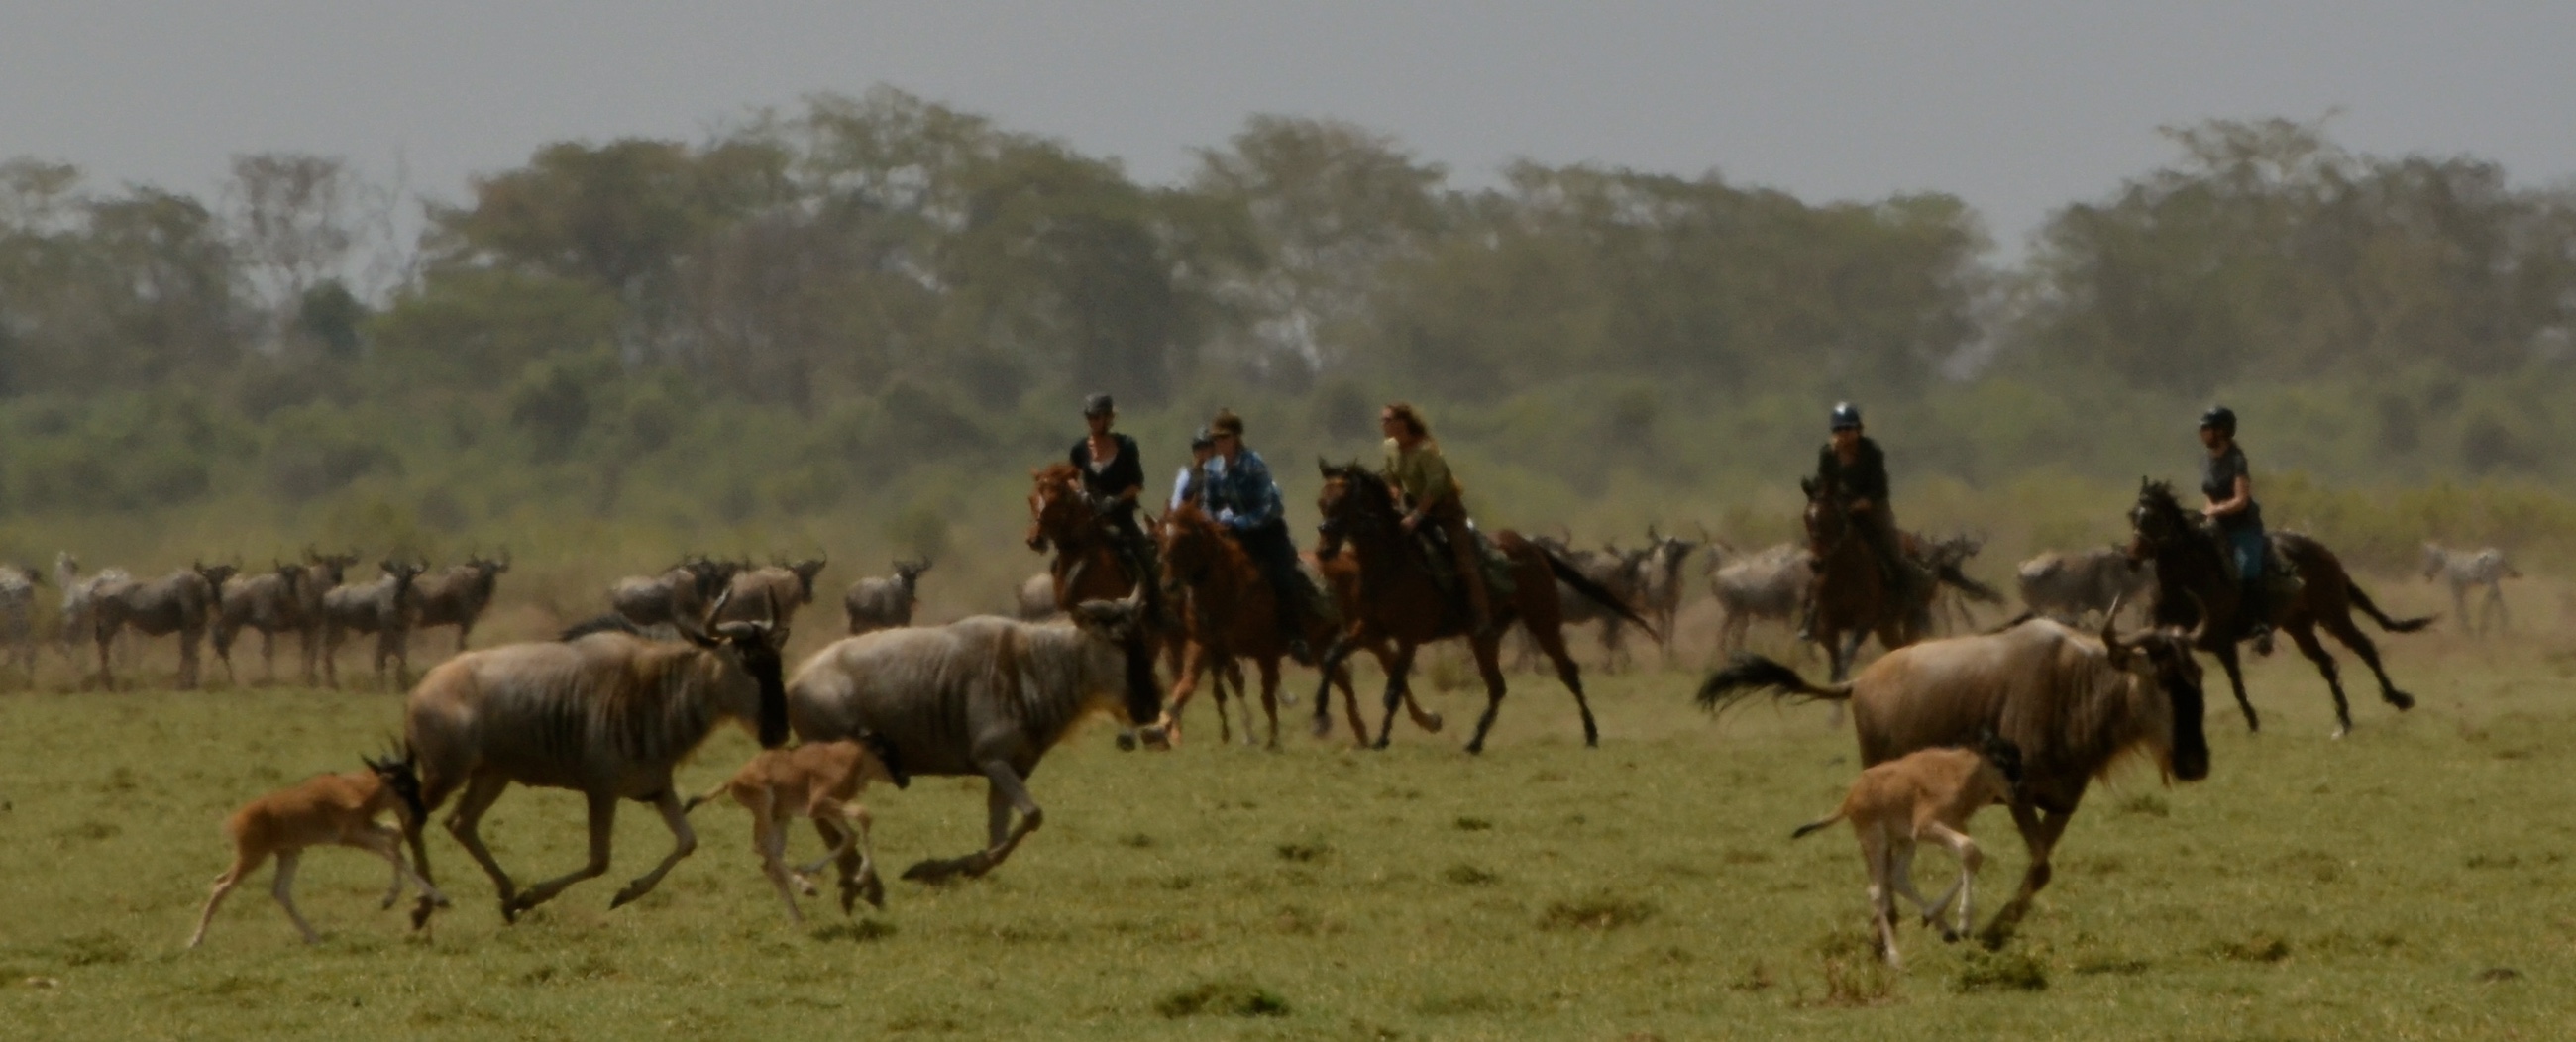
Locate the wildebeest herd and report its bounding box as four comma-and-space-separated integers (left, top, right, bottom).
61, 484, 2519, 966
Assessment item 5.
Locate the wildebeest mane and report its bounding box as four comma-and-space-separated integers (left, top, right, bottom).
560, 613, 647, 641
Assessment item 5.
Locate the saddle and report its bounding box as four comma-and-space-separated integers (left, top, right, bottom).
1412, 522, 1518, 602
2214, 529, 2305, 604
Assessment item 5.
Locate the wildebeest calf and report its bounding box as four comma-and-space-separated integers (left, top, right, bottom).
685, 735, 909, 922
187, 748, 449, 948
1793, 734, 2022, 967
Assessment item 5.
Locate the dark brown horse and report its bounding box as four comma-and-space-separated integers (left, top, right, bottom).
1309, 462, 1651, 753
2127, 478, 2431, 736
1026, 464, 1141, 611
1156, 503, 1437, 748
1802, 477, 2002, 682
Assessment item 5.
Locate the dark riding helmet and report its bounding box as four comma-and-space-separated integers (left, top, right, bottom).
1829, 402, 1863, 431
2199, 405, 2237, 435
1082, 393, 1115, 418
1189, 426, 1215, 451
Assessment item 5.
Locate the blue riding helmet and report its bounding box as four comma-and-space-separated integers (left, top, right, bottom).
1829, 402, 1863, 431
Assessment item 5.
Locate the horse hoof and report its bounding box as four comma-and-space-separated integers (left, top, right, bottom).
2389, 691, 2416, 711
1420, 712, 1445, 734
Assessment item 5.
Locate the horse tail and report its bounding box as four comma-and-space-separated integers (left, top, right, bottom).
1544, 549, 1658, 640
1790, 812, 1844, 841
1934, 561, 2004, 604
1695, 654, 1851, 714
2346, 580, 2435, 634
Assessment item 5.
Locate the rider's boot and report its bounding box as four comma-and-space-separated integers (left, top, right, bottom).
2243, 584, 2273, 656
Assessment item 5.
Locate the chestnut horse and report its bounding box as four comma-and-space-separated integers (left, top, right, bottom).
1158, 503, 1439, 748
1803, 475, 2001, 682
1309, 462, 1652, 753
2127, 478, 2431, 736
1027, 464, 1143, 611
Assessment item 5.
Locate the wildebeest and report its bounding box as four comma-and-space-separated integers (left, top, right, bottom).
718, 558, 828, 629
1791, 735, 2023, 967
211, 562, 309, 685
1632, 527, 1703, 664
54, 553, 132, 672
400, 590, 791, 927
187, 747, 448, 948
91, 563, 235, 690
321, 560, 427, 690
1706, 542, 1813, 658
609, 557, 739, 630
1013, 573, 1058, 621
1698, 608, 2210, 946
413, 552, 511, 654
786, 594, 1164, 890
683, 735, 908, 922
291, 551, 359, 684
2016, 547, 2151, 625
0, 562, 42, 684
2421, 542, 2519, 637
844, 559, 932, 636
2129, 478, 2429, 735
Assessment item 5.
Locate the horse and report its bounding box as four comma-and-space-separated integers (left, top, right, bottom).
1801, 477, 2000, 682
1157, 502, 1437, 748
2127, 478, 2432, 736
1308, 462, 1651, 753
1026, 463, 1143, 612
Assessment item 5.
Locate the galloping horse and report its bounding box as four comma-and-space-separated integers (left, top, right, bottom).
1026, 464, 1143, 612
1157, 503, 1435, 748
1802, 476, 2002, 682
1309, 462, 1651, 753
2127, 478, 2431, 736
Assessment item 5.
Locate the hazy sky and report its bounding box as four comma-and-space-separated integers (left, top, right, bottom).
8, 3, 2574, 253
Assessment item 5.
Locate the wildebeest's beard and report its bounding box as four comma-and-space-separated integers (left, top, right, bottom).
737, 640, 790, 748
2155, 641, 2211, 782
1119, 633, 1161, 727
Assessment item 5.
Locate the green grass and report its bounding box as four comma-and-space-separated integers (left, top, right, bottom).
2, 629, 2573, 1040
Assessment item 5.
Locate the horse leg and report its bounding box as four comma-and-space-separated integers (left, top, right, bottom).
1309, 634, 1355, 737
1159, 640, 1208, 746
2315, 609, 2415, 715
1256, 657, 1283, 751
1375, 644, 1419, 750
2213, 643, 2257, 733
608, 790, 699, 909
1979, 801, 2072, 949
1523, 624, 1597, 749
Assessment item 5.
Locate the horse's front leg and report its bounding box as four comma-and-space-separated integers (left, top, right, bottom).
1374, 644, 1419, 750
2212, 642, 2258, 733
1309, 632, 1356, 738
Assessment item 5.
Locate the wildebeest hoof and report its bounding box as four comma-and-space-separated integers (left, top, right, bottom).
902, 858, 964, 884
1114, 731, 1138, 752
1309, 714, 1334, 739
608, 885, 648, 909
1136, 724, 1171, 751
859, 875, 886, 909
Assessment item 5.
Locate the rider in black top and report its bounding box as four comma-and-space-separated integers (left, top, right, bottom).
2199, 405, 2270, 647
1800, 402, 1917, 640
1070, 393, 1158, 604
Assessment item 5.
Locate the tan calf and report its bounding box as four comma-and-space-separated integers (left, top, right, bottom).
1792, 735, 2022, 967
685, 735, 909, 922
189, 750, 450, 948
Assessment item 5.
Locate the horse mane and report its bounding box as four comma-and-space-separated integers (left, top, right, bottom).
1034, 462, 1081, 486
1323, 461, 1397, 518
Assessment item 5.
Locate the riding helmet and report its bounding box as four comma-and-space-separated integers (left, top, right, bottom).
1190, 427, 1215, 450
2199, 405, 2236, 435
1829, 402, 1863, 431
1083, 393, 1115, 417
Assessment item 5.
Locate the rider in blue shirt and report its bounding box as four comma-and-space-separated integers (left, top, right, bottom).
1199, 408, 1308, 659
2199, 405, 2271, 648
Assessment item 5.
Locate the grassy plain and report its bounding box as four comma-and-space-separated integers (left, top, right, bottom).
1, 605, 2572, 1041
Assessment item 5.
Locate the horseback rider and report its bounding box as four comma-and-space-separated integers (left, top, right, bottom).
2199, 405, 2272, 648
1070, 393, 1159, 602
1799, 402, 1917, 640
1199, 408, 1312, 660
1170, 427, 1216, 513
1380, 402, 1494, 636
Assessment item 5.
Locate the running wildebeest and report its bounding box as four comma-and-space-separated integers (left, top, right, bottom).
211, 562, 308, 685
0, 562, 42, 684
413, 552, 510, 654
2420, 542, 2519, 637
610, 557, 740, 630
719, 558, 828, 629
1699, 607, 2210, 947
291, 550, 359, 684
2017, 546, 2152, 625
2129, 478, 2430, 735
91, 563, 235, 690
1633, 526, 1703, 664
400, 589, 791, 927
187, 745, 448, 948
1706, 542, 1813, 659
1792, 733, 2023, 967
1310, 462, 1653, 753
786, 593, 1165, 891
54, 553, 132, 673
844, 559, 931, 636
322, 560, 427, 690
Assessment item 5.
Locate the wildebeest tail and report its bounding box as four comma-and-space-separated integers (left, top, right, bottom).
1790, 812, 1843, 841
1543, 550, 1658, 640
2345, 581, 2434, 634
1695, 654, 1851, 713
1935, 562, 2004, 604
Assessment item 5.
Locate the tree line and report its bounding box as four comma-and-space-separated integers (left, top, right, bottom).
1, 91, 2571, 529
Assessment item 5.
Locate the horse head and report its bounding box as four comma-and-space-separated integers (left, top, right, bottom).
1027, 464, 1093, 554
2126, 477, 2194, 560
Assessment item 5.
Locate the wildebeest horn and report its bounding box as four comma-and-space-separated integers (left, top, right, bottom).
2099, 593, 2128, 662
763, 585, 779, 625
